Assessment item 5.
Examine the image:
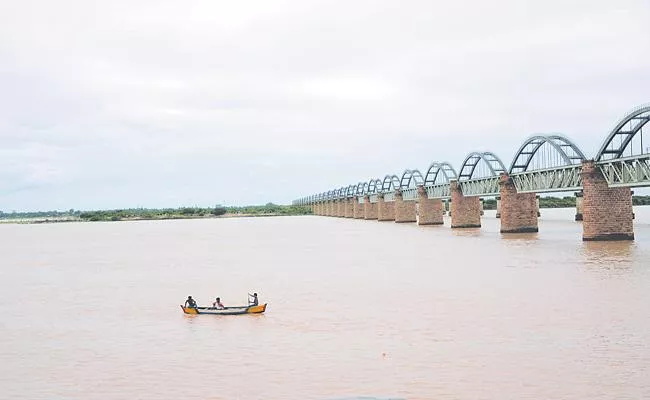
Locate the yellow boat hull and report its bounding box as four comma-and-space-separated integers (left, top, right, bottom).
246, 304, 266, 314
180, 303, 267, 315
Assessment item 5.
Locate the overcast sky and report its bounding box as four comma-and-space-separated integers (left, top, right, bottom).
1, 0, 649, 211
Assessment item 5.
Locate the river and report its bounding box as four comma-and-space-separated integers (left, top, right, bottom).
1, 207, 650, 399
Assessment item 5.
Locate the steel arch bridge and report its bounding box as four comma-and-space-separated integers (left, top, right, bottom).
294, 103, 650, 206
399, 169, 424, 200
456, 152, 507, 196
596, 105, 650, 187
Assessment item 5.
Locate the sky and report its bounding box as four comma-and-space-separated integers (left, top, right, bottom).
1, 0, 649, 211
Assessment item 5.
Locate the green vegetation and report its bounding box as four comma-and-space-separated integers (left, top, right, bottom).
77, 206, 228, 221
75, 203, 310, 221
0, 203, 312, 223
634, 195, 650, 205
226, 203, 312, 216
483, 195, 650, 209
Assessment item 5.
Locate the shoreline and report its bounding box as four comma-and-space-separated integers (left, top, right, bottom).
0, 213, 298, 225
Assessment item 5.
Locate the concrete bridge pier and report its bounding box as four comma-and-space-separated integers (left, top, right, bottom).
536, 195, 541, 217
394, 190, 417, 223
353, 197, 364, 219
450, 180, 481, 228
364, 195, 378, 220
316, 203, 322, 215
335, 199, 343, 217
377, 194, 395, 221
498, 173, 538, 233
417, 185, 443, 225
327, 200, 333, 216
575, 192, 583, 221
495, 196, 501, 218
581, 160, 634, 241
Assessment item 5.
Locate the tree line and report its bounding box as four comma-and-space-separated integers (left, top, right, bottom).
482, 195, 650, 210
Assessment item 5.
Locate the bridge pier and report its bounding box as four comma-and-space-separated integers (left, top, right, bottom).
334, 199, 342, 217
498, 174, 538, 233
394, 190, 417, 223
581, 160, 634, 241
377, 194, 395, 221
327, 200, 334, 216
417, 185, 443, 225
536, 195, 541, 217
575, 192, 583, 221
450, 180, 481, 228
353, 197, 364, 219
364, 195, 378, 219
495, 196, 501, 218
344, 198, 353, 218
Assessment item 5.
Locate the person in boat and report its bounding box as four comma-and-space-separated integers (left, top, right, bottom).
212, 297, 225, 309
248, 292, 258, 306
184, 296, 197, 308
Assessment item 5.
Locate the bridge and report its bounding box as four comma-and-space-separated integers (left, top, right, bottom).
294, 104, 650, 241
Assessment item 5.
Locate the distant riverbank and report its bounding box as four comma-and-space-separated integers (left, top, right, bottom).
0, 204, 312, 224
0, 213, 302, 224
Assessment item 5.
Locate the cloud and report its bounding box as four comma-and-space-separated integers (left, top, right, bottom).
0, 0, 649, 210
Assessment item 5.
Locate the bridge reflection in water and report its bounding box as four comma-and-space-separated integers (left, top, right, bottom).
296, 104, 650, 241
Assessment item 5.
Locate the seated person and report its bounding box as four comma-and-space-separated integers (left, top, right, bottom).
248, 292, 259, 306
184, 296, 197, 308
212, 297, 225, 309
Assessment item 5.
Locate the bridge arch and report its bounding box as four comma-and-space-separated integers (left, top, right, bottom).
458, 152, 507, 180
344, 184, 357, 198
336, 186, 346, 199
367, 178, 382, 194
596, 104, 650, 161
356, 181, 368, 196
400, 169, 425, 189
424, 162, 457, 185
509, 134, 586, 173
382, 175, 400, 192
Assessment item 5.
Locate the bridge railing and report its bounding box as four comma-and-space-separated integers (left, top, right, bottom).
598, 154, 650, 187
512, 164, 583, 193
458, 177, 500, 197
402, 188, 418, 201
369, 194, 378, 203
425, 184, 451, 199
384, 192, 395, 202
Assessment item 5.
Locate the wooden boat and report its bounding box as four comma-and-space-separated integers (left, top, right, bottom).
180, 303, 267, 315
